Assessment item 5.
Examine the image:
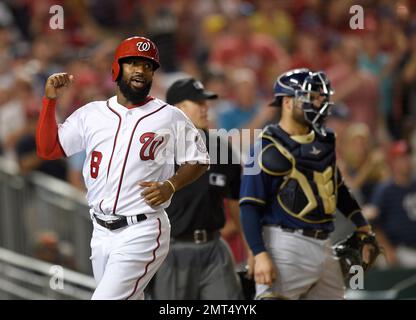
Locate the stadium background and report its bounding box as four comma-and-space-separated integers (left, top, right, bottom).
0, 0, 416, 299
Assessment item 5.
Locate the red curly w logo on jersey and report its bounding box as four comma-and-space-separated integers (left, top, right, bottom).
139, 132, 164, 160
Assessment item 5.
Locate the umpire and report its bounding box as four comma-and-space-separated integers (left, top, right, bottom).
149, 78, 244, 300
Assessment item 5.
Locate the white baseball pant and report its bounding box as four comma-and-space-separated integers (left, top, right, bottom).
90, 210, 170, 300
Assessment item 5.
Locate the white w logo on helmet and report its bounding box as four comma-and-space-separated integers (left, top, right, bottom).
137, 41, 151, 52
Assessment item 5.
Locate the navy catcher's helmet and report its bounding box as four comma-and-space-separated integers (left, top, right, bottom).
269, 68, 311, 107
269, 68, 334, 136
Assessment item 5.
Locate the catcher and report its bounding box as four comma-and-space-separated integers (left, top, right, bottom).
239, 68, 380, 299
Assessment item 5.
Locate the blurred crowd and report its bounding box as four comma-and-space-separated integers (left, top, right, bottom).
1, 0, 416, 270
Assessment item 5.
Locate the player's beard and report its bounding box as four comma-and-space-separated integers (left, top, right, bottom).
117, 77, 153, 105
292, 101, 311, 128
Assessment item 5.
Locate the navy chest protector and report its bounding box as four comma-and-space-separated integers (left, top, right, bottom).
260, 125, 338, 224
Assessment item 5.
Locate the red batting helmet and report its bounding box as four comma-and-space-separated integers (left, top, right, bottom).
111, 36, 160, 81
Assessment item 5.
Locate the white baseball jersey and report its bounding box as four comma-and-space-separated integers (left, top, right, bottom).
58, 95, 209, 218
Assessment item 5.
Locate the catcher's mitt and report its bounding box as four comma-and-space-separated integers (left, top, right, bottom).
333, 231, 381, 283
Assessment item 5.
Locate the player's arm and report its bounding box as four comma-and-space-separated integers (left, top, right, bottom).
336, 167, 378, 263
140, 162, 208, 206
36, 73, 73, 160
336, 167, 371, 231
239, 138, 290, 254
240, 201, 276, 286
239, 201, 265, 251
240, 175, 274, 285
239, 145, 269, 257
240, 202, 265, 254
240, 162, 278, 285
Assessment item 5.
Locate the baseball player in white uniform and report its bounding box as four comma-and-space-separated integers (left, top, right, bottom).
36, 36, 209, 300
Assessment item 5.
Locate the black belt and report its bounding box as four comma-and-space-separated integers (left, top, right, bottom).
266, 225, 330, 240
173, 229, 218, 244
94, 214, 147, 230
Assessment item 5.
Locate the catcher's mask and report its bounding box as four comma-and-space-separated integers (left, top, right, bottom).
269, 68, 334, 136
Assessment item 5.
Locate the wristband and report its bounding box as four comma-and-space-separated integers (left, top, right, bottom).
165, 179, 176, 193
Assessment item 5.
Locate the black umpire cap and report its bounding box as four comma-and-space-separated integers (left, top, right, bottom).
166, 78, 218, 105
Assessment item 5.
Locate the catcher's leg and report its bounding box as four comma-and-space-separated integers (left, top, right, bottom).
304, 241, 345, 300
255, 227, 322, 300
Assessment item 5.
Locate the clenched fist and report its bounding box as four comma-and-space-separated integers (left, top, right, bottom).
45, 73, 74, 99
